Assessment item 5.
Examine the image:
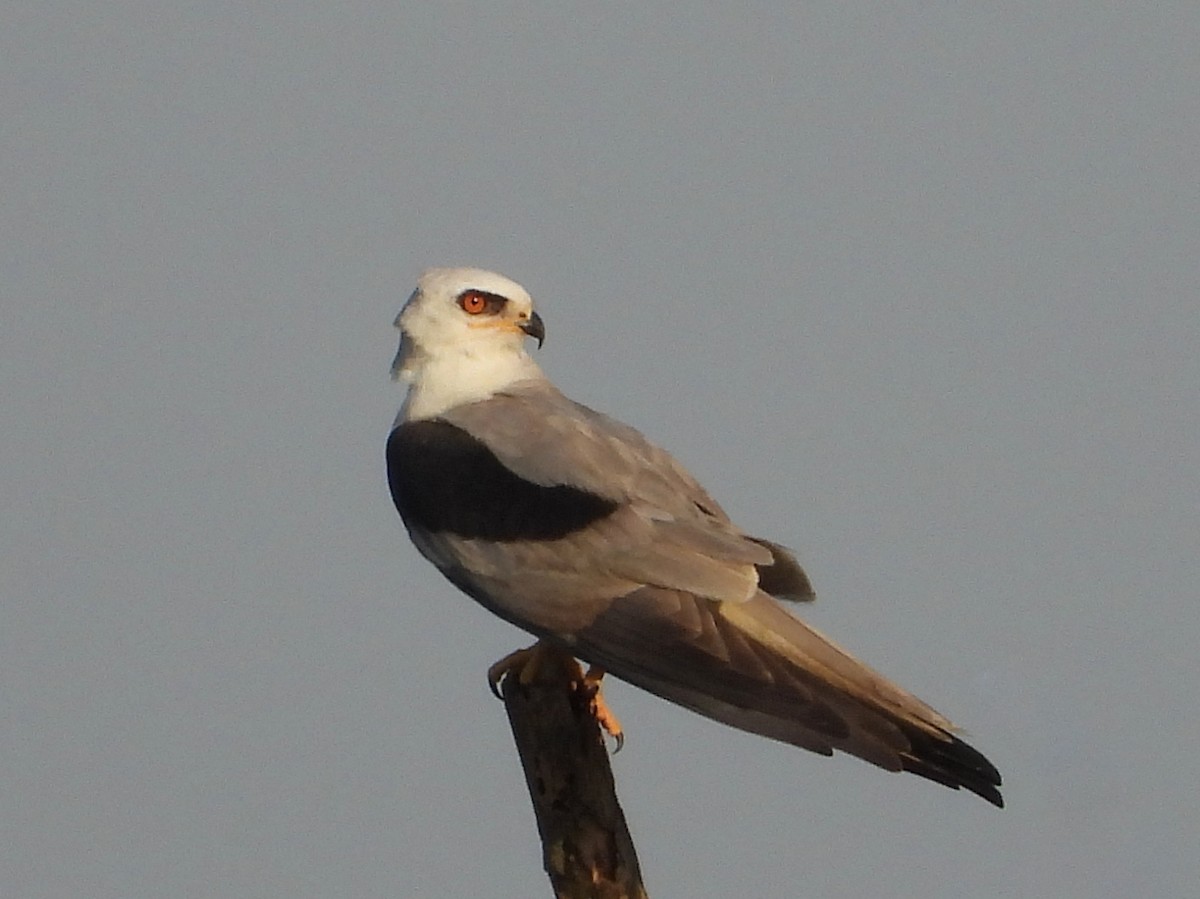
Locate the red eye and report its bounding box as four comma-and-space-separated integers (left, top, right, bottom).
459, 290, 489, 315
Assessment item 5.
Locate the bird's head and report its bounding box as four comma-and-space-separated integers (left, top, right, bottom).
392, 267, 547, 419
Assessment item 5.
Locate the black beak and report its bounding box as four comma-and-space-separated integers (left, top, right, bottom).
519, 311, 546, 348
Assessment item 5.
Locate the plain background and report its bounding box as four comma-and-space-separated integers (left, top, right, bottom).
4, 4, 1198, 897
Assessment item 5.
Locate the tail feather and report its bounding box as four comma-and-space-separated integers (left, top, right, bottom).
572, 587, 1004, 807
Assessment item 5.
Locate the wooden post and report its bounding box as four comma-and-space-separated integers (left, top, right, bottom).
498, 645, 649, 899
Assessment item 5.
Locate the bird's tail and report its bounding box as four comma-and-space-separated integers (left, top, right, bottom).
574, 589, 1003, 807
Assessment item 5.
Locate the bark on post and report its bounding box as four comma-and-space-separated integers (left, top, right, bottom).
498, 645, 649, 899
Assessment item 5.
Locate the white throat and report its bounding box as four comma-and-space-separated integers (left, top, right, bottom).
400, 346, 544, 421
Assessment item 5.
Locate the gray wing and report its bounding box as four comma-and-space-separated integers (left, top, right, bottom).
438, 381, 814, 608
400, 382, 1001, 805
571, 587, 1003, 805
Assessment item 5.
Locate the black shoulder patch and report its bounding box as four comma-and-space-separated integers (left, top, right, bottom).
387, 419, 620, 541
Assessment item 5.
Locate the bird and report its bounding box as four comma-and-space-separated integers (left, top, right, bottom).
385, 266, 1003, 808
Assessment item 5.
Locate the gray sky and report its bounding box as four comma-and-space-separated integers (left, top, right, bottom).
4, 4, 1198, 897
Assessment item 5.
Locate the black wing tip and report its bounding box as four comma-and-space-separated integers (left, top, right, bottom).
979, 785, 1006, 809
902, 731, 1004, 808
962, 778, 1005, 809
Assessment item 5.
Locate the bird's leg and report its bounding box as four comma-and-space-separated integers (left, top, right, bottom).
489, 645, 625, 751
575, 664, 625, 752
487, 641, 555, 698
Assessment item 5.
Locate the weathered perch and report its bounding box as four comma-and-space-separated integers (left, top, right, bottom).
497, 645, 649, 899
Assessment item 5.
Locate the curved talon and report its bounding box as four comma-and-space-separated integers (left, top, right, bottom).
489, 647, 625, 750
579, 664, 625, 751
487, 643, 547, 698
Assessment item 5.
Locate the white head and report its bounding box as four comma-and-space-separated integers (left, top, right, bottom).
393, 267, 547, 420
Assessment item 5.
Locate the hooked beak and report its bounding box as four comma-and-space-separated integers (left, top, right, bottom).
519, 311, 546, 348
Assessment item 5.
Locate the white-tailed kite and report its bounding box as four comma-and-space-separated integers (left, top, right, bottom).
386, 267, 1003, 807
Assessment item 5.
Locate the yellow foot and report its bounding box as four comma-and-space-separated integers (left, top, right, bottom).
489, 645, 625, 751
487, 642, 552, 698
575, 665, 625, 752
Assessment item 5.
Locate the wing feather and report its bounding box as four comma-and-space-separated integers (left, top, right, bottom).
431, 382, 807, 608
570, 588, 1003, 806
440, 383, 733, 516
